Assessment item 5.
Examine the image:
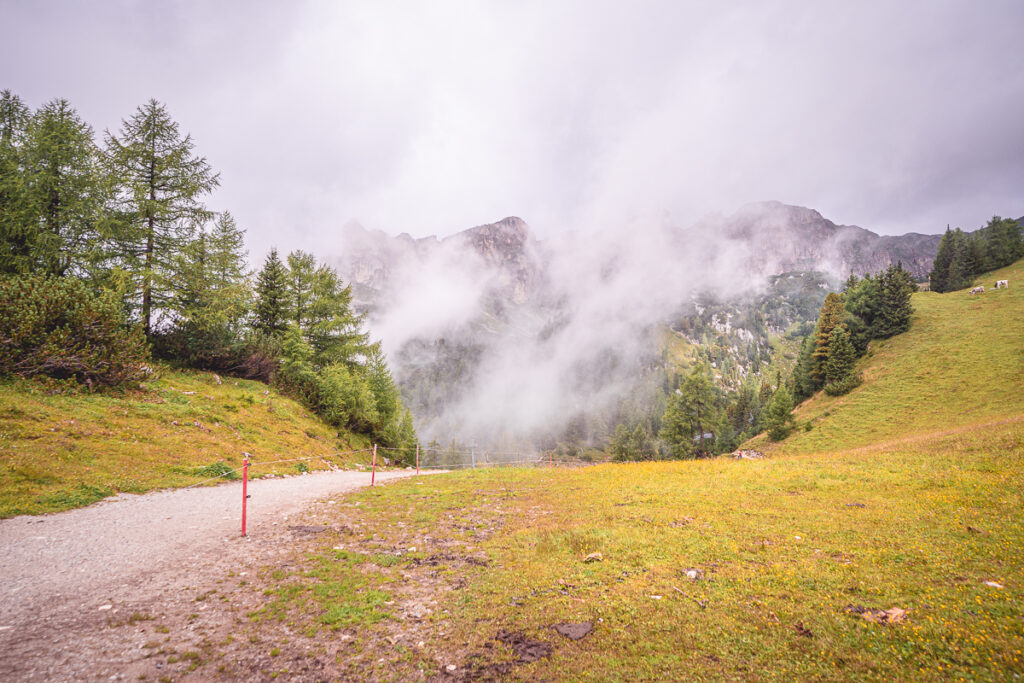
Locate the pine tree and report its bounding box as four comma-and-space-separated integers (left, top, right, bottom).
628, 423, 652, 460
873, 262, 915, 338
791, 334, 816, 401
984, 216, 1024, 269
254, 248, 288, 337
824, 326, 855, 385
765, 386, 795, 441
660, 365, 720, 459
105, 100, 219, 334
946, 229, 972, 292
0, 90, 33, 274
366, 346, 400, 434
609, 423, 631, 461
929, 227, 955, 292
22, 99, 108, 277
842, 274, 878, 354
810, 292, 845, 386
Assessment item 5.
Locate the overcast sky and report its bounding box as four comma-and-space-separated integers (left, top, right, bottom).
2, 0, 1022, 259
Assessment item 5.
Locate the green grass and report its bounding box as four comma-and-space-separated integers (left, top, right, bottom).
252, 547, 395, 631
286, 425, 1022, 681
748, 260, 1024, 454
0, 366, 373, 517
253, 260, 1024, 680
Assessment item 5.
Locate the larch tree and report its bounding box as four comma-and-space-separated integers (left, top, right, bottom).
105, 99, 219, 335
23, 99, 108, 277
285, 250, 369, 365
172, 211, 251, 358
0, 90, 32, 274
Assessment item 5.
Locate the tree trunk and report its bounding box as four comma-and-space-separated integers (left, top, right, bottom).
142, 154, 156, 336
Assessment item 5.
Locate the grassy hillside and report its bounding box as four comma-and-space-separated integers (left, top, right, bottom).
0, 368, 374, 518
748, 259, 1024, 455
231, 261, 1024, 681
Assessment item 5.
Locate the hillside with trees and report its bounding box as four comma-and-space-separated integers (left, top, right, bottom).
0, 90, 415, 457
928, 216, 1023, 292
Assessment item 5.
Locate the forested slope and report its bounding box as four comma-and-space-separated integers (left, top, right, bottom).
751, 259, 1024, 454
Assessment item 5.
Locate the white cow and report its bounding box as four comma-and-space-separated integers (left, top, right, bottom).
995, 279, 1009, 289
969, 286, 985, 295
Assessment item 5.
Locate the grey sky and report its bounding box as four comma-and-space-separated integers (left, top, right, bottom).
2, 0, 1022, 261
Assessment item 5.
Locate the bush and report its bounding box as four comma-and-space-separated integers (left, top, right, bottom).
0, 275, 150, 386
151, 329, 281, 382
824, 373, 862, 396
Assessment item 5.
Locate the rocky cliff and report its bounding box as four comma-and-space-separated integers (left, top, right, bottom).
705, 201, 941, 279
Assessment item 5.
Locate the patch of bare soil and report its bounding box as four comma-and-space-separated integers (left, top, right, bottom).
199, 486, 568, 682
0, 469, 424, 681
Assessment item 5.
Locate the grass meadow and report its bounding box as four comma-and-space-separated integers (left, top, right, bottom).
0, 368, 372, 517
250, 260, 1023, 680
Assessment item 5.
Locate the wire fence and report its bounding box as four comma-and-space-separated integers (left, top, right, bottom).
178, 443, 596, 537
181, 444, 589, 490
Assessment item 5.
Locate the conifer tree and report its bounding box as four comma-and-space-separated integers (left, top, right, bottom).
873, 262, 915, 338
824, 326, 855, 385
929, 227, 955, 292
791, 334, 816, 401
660, 364, 720, 458
945, 231, 969, 291
765, 386, 795, 441
628, 423, 652, 460
0, 90, 33, 274
609, 424, 631, 461
366, 346, 400, 433
285, 250, 368, 364
171, 212, 250, 360
810, 292, 845, 386
254, 248, 288, 337
105, 100, 219, 334
842, 274, 879, 354
984, 216, 1024, 268
22, 99, 108, 277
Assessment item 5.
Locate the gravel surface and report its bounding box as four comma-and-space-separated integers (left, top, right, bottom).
0, 468, 429, 680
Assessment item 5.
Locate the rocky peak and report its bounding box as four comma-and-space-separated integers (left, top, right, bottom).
445, 216, 533, 267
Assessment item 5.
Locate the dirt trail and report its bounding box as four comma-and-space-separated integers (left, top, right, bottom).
0, 468, 430, 681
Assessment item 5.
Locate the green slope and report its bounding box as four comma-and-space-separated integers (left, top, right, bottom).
749, 259, 1024, 454
0, 368, 375, 517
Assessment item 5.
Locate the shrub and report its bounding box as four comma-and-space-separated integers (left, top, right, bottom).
0, 275, 150, 386
824, 373, 862, 396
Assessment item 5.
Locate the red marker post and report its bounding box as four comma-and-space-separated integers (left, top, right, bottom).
241, 454, 249, 537
416, 444, 420, 475
371, 444, 377, 486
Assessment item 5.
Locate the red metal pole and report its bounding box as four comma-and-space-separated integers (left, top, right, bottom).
241, 455, 249, 537
371, 444, 377, 486
416, 444, 420, 475
549, 451, 553, 467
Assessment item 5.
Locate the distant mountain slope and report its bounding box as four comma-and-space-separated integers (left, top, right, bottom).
704, 201, 942, 279
325, 204, 952, 446
334, 203, 944, 307
748, 258, 1024, 455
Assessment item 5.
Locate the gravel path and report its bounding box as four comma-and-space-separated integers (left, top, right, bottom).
0, 468, 431, 680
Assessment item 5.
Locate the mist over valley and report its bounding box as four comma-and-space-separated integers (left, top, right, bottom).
328, 202, 945, 451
